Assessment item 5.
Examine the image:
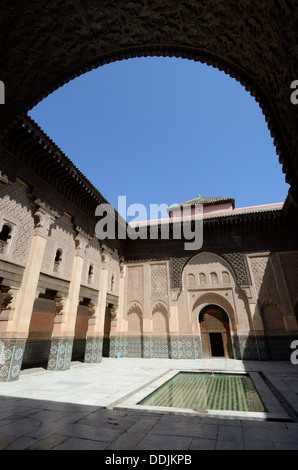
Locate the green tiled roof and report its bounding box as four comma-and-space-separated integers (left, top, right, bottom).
168, 195, 235, 210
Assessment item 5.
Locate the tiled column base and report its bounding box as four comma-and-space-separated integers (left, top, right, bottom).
47, 337, 73, 371
0, 338, 26, 382
84, 336, 103, 363
109, 336, 125, 358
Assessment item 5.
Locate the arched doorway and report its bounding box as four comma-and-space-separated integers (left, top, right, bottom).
199, 305, 233, 358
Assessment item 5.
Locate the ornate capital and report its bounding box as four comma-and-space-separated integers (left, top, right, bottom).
120, 263, 126, 278
171, 288, 182, 302
74, 226, 89, 256
88, 302, 97, 318
54, 296, 68, 322
33, 207, 56, 238
0, 287, 19, 320
110, 307, 117, 320
101, 250, 111, 267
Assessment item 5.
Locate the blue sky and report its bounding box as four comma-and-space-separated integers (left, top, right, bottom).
28, 57, 288, 220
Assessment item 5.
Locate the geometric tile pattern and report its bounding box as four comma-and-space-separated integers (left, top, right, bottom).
8, 333, 292, 379
107, 335, 202, 359
0, 338, 26, 382
144, 336, 170, 358
106, 334, 297, 361
84, 336, 103, 363
232, 335, 297, 361
47, 337, 73, 371
265, 336, 297, 361
123, 336, 143, 358
232, 336, 264, 361
170, 336, 201, 359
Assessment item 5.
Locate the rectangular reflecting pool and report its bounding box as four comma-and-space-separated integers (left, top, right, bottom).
138, 372, 266, 413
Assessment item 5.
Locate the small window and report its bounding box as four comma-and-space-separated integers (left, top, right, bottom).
0, 224, 12, 254
0, 224, 11, 242
210, 272, 218, 284
187, 273, 195, 287
88, 264, 94, 283
222, 271, 230, 284
54, 249, 62, 272
110, 274, 115, 292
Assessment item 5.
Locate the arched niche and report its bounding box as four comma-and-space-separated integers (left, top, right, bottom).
126, 302, 143, 335
152, 301, 169, 335
261, 299, 286, 336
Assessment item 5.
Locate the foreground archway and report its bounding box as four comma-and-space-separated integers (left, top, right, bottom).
0, 1, 298, 199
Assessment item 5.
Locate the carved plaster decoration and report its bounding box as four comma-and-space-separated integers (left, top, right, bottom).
0, 288, 17, 310
33, 207, 56, 238
119, 262, 126, 278
0, 170, 9, 185
88, 302, 97, 318
260, 298, 282, 312
127, 302, 142, 316
110, 307, 117, 320
101, 249, 111, 269
152, 301, 168, 315
54, 296, 67, 318
74, 230, 89, 257
0, 0, 297, 196
171, 288, 182, 302
0, 287, 18, 320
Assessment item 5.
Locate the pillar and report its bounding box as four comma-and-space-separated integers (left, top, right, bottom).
0, 205, 56, 381
84, 249, 110, 363
168, 289, 182, 359
47, 229, 89, 371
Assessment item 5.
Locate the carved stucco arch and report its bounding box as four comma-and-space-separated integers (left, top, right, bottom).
126, 301, 143, 319
0, 1, 298, 197
152, 300, 168, 316
192, 292, 237, 335
152, 300, 169, 334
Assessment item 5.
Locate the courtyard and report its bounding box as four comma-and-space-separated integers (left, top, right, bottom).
0, 358, 297, 450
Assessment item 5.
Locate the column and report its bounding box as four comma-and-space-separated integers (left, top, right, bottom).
168, 289, 181, 359
112, 262, 126, 358
47, 229, 89, 371
84, 249, 110, 363
0, 206, 56, 382
142, 263, 152, 357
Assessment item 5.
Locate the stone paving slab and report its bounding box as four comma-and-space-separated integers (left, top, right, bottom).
0, 358, 297, 450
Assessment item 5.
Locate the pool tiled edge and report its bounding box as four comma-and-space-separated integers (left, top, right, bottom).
114, 369, 291, 422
